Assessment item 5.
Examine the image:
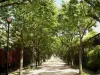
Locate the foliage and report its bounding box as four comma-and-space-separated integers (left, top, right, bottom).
83, 31, 98, 41
87, 45, 100, 71
9, 0, 57, 67
0, 0, 100, 74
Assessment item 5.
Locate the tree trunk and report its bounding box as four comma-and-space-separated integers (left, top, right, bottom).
19, 26, 24, 75
43, 58, 46, 62
19, 48, 23, 75
79, 37, 83, 75
37, 51, 40, 66
67, 50, 70, 65
36, 60, 38, 68
71, 57, 74, 67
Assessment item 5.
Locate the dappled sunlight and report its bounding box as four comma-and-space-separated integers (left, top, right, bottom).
9, 56, 79, 75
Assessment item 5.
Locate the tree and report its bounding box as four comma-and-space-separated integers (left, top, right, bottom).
68, 1, 95, 75
10, 0, 57, 75
59, 0, 96, 75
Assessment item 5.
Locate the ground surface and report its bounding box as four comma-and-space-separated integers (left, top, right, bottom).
9, 56, 95, 75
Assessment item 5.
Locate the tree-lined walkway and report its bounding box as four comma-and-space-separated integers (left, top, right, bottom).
36, 56, 79, 75
9, 56, 79, 75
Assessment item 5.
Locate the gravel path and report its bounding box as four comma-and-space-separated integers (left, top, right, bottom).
9, 56, 79, 75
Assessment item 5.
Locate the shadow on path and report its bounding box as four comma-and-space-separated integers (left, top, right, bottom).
9, 56, 79, 75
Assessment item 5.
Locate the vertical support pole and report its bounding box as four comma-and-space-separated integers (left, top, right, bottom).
6, 22, 9, 75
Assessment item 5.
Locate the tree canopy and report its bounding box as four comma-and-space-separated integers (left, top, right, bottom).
0, 0, 100, 75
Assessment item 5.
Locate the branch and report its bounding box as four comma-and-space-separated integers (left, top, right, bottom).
84, 0, 100, 22
82, 20, 95, 38
84, 0, 100, 8
84, 0, 94, 7
90, 14, 100, 22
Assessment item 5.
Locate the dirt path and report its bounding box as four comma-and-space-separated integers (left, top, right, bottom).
9, 56, 79, 75
34, 56, 79, 75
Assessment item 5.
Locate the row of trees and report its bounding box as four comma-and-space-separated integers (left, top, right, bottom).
55, 0, 100, 75
0, 0, 100, 75
0, 0, 57, 75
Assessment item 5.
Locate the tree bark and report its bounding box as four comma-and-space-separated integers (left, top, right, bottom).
71, 57, 74, 67
36, 60, 38, 68
37, 51, 40, 66
19, 24, 24, 75
19, 48, 23, 75
79, 37, 83, 75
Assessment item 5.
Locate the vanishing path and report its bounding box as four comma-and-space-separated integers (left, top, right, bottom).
9, 56, 79, 75
32, 56, 79, 75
